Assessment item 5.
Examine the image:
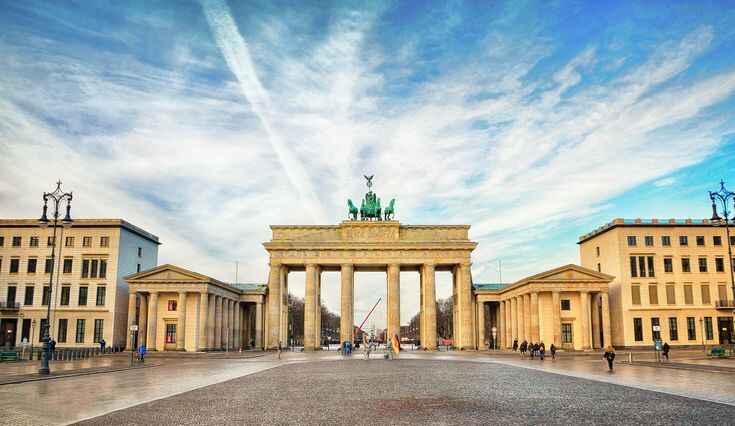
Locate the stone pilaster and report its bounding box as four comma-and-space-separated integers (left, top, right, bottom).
340, 264, 354, 344
421, 263, 437, 350
147, 291, 158, 351
177, 291, 187, 351
387, 264, 401, 341
304, 264, 318, 351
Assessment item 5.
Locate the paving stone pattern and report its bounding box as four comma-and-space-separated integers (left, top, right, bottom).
77, 360, 735, 425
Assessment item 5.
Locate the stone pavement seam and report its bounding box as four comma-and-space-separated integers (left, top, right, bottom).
0, 364, 160, 386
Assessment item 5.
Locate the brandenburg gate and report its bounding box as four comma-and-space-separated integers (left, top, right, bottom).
263, 220, 477, 351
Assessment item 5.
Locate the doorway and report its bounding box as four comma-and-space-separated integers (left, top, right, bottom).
718, 317, 733, 344
0, 318, 18, 349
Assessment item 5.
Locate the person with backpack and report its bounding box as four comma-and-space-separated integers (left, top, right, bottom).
603, 346, 615, 371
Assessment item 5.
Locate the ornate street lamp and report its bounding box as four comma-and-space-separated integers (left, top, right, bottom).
709, 179, 735, 305
38, 181, 73, 374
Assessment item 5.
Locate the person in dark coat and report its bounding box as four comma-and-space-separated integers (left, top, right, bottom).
513, 339, 518, 352
100, 339, 106, 353
603, 346, 615, 371
519, 340, 527, 358
662, 342, 670, 361
550, 343, 557, 360
539, 342, 546, 360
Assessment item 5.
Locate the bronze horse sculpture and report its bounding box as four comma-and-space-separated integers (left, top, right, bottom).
384, 198, 396, 220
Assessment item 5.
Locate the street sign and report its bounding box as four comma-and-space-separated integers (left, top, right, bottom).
652, 325, 660, 332
130, 325, 139, 331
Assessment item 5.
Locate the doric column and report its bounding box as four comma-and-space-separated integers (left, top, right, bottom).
243, 304, 251, 348
477, 302, 486, 350
225, 299, 232, 350
504, 300, 511, 348
457, 263, 474, 349
523, 294, 531, 342
530, 292, 539, 342
419, 271, 425, 346
591, 293, 601, 349
207, 294, 215, 350
177, 291, 187, 351
280, 268, 289, 346
198, 292, 208, 351
127, 292, 137, 350
266, 262, 282, 349
421, 263, 437, 350
601, 292, 612, 348
304, 263, 318, 351
315, 270, 322, 348
340, 264, 354, 344
552, 291, 561, 347
498, 301, 505, 349
214, 295, 222, 349
580, 291, 591, 350
255, 301, 263, 349
510, 297, 518, 342
387, 264, 401, 341
139, 294, 148, 346
147, 291, 159, 350
234, 302, 241, 350
516, 296, 525, 342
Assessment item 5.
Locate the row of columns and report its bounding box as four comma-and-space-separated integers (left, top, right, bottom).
128, 291, 264, 351
477, 290, 611, 350
266, 262, 475, 351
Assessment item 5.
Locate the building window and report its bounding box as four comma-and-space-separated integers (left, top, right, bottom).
648, 285, 659, 305
560, 299, 571, 311
12, 236, 21, 247
0, 236, 4, 246
634, 318, 643, 342
42, 286, 50, 306
647, 256, 655, 277
596, 246, 600, 257
75, 319, 85, 343
63, 258, 73, 274
731, 236, 735, 246
96, 286, 106, 306
27, 258, 37, 273
705, 317, 713, 340
65, 236, 74, 247
10, 258, 19, 274
714, 236, 722, 246
631, 286, 641, 305
93, 319, 104, 343
718, 284, 727, 301
597, 263, 601, 272
60, 286, 70, 306
701, 284, 711, 304
687, 317, 696, 341
82, 260, 89, 278
45, 258, 53, 273
627, 236, 637, 246
58, 319, 68, 343
679, 236, 688, 246
681, 258, 691, 273
167, 300, 178, 311
561, 323, 573, 344
137, 247, 143, 257
30, 236, 39, 247
664, 257, 673, 273
99, 260, 107, 278
24, 286, 34, 306
669, 317, 678, 341
698, 257, 708, 273
83, 236, 92, 247
644, 236, 654, 247
47, 236, 55, 247
91, 259, 98, 278
651, 317, 661, 340
666, 285, 676, 305
696, 235, 705, 246
639, 256, 647, 277
630, 256, 638, 277
137, 263, 141, 273
684, 284, 693, 305
100, 236, 109, 247
716, 258, 725, 272
78, 286, 88, 306
6, 286, 16, 307
165, 324, 177, 344
662, 236, 671, 246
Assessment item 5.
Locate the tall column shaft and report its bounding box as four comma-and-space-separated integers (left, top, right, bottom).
530, 292, 539, 342
387, 264, 401, 341
580, 291, 591, 350
255, 301, 263, 349
207, 294, 215, 350
523, 294, 531, 342
147, 292, 159, 350
340, 264, 354, 344
421, 263, 437, 350
234, 302, 241, 350
243, 305, 251, 348
266, 263, 282, 349
419, 272, 425, 345
198, 292, 208, 351
304, 264, 318, 351
498, 301, 506, 349
511, 297, 518, 343
127, 292, 137, 349
315, 270, 322, 348
552, 291, 561, 347
139, 294, 148, 347
516, 297, 524, 342
477, 302, 486, 350
280, 268, 289, 346
601, 292, 612, 348
214, 295, 222, 349
591, 294, 601, 349
177, 291, 187, 351
456, 263, 474, 349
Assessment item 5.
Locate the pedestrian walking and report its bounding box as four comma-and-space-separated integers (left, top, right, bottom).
603, 345, 615, 371
519, 340, 527, 358
550, 343, 557, 360
662, 342, 670, 361
539, 342, 545, 360
100, 339, 106, 353
513, 339, 518, 352
138, 344, 146, 362
529, 342, 536, 359
49, 339, 56, 357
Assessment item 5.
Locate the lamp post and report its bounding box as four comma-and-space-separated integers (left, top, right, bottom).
709, 179, 735, 304
38, 181, 73, 374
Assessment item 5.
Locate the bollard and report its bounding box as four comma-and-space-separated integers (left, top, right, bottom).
629, 352, 632, 363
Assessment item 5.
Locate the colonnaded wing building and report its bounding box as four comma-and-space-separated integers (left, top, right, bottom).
1, 183, 734, 351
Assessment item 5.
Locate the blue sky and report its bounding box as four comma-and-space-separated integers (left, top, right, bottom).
2, 1, 735, 326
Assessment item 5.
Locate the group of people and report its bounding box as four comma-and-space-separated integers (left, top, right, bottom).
512, 339, 556, 361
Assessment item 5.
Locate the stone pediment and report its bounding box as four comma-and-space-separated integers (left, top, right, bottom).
125, 264, 210, 283
525, 264, 613, 283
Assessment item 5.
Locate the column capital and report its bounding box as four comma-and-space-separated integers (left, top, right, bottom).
148, 290, 158, 295
340, 263, 354, 269
269, 260, 282, 267
579, 290, 590, 295
423, 262, 436, 269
